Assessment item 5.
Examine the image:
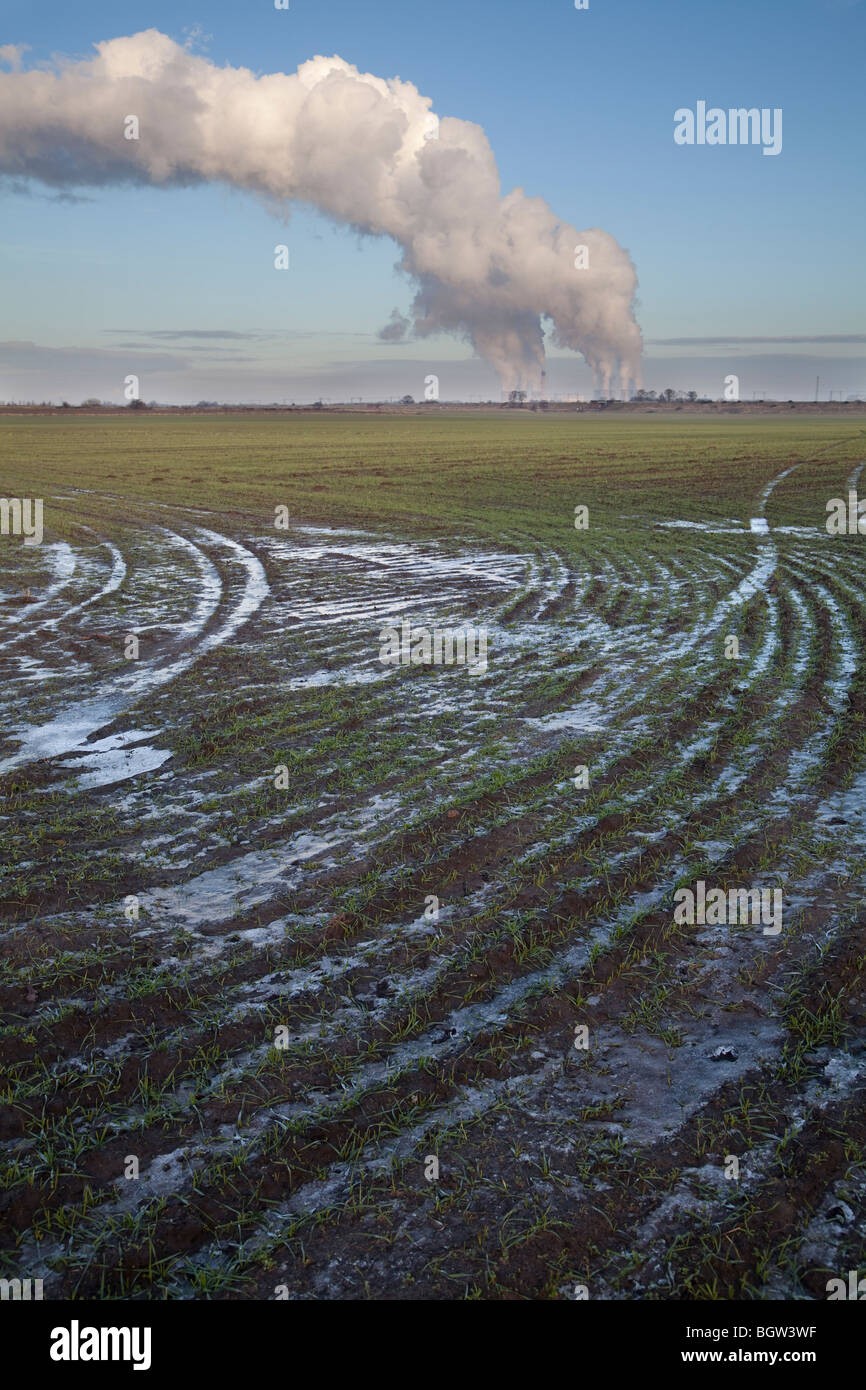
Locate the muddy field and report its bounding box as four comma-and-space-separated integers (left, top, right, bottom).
2, 412, 866, 1300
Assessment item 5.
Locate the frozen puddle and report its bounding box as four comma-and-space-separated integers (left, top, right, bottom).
0, 541, 77, 625
59, 730, 172, 790
655, 519, 745, 533
138, 832, 341, 930
0, 698, 124, 768
525, 699, 609, 733
0, 711, 170, 789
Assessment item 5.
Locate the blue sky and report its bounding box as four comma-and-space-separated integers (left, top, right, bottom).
1, 0, 864, 401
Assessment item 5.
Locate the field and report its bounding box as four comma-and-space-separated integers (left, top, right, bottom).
2, 410, 866, 1301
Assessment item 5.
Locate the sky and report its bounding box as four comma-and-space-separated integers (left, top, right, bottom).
1, 0, 864, 403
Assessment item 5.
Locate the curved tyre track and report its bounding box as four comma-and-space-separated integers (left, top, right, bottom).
2, 465, 866, 1301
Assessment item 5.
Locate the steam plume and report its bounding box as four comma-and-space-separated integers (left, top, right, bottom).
0, 31, 642, 395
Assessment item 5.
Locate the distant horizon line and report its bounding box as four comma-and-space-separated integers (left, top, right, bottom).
3, 397, 864, 410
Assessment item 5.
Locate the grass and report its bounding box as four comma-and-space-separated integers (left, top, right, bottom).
1, 410, 866, 1299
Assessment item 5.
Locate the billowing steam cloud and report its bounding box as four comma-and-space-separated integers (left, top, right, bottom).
0, 31, 642, 396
